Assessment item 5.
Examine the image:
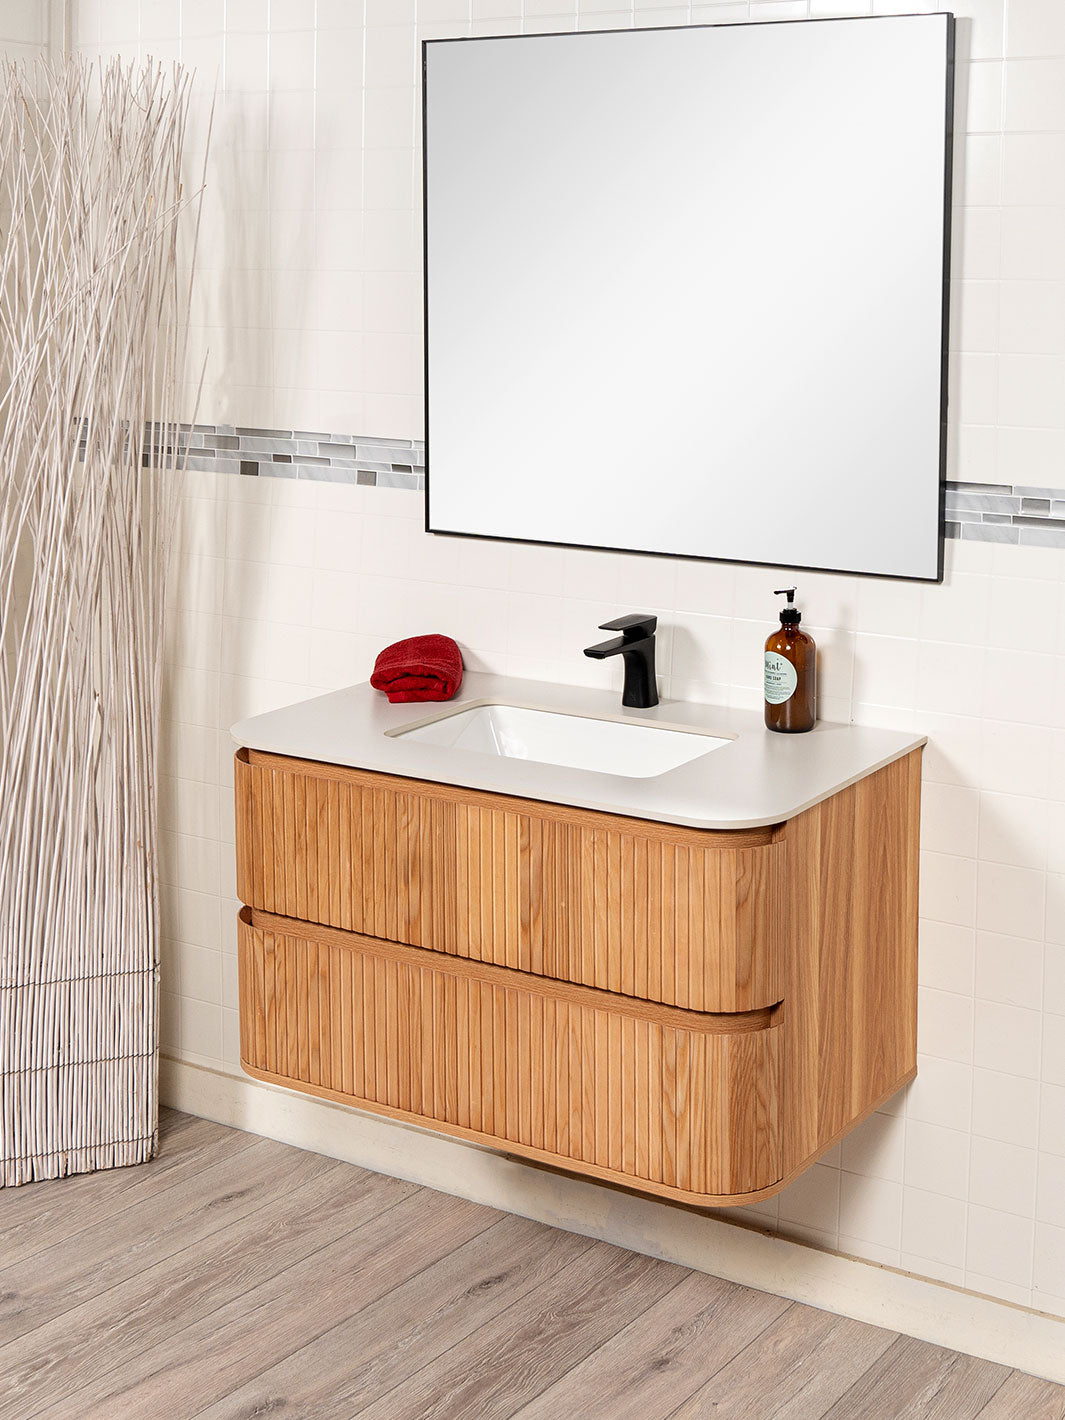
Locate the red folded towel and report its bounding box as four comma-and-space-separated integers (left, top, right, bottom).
370, 634, 464, 704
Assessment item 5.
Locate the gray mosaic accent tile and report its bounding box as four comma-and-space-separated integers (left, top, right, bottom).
298, 462, 345, 480
945, 480, 1012, 494
320, 465, 358, 484
174, 423, 425, 490
1020, 523, 1065, 548
963, 522, 1018, 544
1013, 514, 1065, 530
947, 492, 1021, 514
238, 437, 299, 455
317, 442, 361, 458
121, 423, 1065, 549
377, 469, 422, 490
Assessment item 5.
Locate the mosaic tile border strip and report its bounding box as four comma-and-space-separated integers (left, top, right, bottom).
945, 480, 1065, 548
167, 425, 1065, 550
180, 424, 425, 491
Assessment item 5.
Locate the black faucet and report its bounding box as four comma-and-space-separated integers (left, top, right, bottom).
584, 614, 659, 709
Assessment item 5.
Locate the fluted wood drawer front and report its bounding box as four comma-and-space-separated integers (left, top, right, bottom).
235, 749, 784, 1014
237, 908, 783, 1202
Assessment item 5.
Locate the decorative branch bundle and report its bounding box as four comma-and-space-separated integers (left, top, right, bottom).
0, 58, 202, 1185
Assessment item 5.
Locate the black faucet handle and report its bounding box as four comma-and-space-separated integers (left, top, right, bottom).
597, 613, 657, 641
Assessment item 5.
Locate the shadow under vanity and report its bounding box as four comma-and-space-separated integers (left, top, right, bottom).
232, 677, 923, 1207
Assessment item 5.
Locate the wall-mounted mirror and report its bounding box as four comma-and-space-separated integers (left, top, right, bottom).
423, 15, 954, 582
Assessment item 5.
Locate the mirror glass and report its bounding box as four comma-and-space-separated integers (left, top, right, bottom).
423, 15, 953, 582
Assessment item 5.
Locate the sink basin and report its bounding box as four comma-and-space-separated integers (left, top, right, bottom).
392, 703, 730, 779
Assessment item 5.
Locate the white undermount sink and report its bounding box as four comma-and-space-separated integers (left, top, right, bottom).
391, 703, 731, 779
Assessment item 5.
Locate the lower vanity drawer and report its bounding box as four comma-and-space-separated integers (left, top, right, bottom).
237, 908, 783, 1204
235, 748, 785, 1015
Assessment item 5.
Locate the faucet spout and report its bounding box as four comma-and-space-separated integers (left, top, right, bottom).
583, 634, 629, 660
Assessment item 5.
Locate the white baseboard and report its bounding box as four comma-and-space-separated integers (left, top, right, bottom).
161, 1055, 1065, 1387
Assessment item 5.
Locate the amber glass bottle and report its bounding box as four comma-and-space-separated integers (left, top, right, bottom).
764, 587, 816, 733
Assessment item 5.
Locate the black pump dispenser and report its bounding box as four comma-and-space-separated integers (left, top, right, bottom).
775, 587, 801, 625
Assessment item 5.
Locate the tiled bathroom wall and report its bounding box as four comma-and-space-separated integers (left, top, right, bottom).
0, 0, 47, 59
69, 0, 1065, 1321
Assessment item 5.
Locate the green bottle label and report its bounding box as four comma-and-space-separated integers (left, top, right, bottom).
764, 651, 797, 706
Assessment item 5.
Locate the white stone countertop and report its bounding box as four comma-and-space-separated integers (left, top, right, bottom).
231, 672, 926, 832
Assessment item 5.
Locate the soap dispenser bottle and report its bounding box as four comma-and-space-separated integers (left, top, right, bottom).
764, 587, 816, 733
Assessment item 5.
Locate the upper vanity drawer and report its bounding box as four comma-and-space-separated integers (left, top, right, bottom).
235, 749, 785, 1014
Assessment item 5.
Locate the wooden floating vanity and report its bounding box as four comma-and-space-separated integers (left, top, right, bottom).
233, 680, 922, 1208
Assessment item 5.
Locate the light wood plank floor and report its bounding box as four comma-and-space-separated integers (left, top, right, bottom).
1, 1110, 1062, 1419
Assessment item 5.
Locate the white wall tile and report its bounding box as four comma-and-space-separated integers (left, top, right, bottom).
1045, 1016, 1065, 1086
980, 720, 1056, 799
972, 1067, 1041, 1148
1001, 207, 1065, 281
1036, 1153, 1065, 1229
920, 851, 977, 928
969, 1136, 1038, 1216
1004, 58, 1065, 130
839, 1173, 903, 1251
978, 793, 1049, 870
974, 999, 1044, 1077
1047, 875, 1065, 945
1046, 944, 1065, 1015
952, 0, 1006, 60
959, 138, 1003, 211
922, 783, 980, 858
999, 282, 1065, 357
177, 996, 224, 1062
1033, 1223, 1065, 1300
975, 930, 1045, 1008
159, 830, 223, 896
839, 1112, 906, 1183
907, 1055, 974, 1130
966, 1204, 1034, 1288
920, 575, 991, 646
1008, 0, 1065, 57
1041, 1083, 1065, 1155
175, 940, 224, 1005
918, 920, 976, 994
905, 1119, 972, 1198
777, 1163, 842, 1232
964, 60, 1004, 131
902, 1188, 968, 1269
976, 862, 1046, 940
918, 987, 974, 1063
